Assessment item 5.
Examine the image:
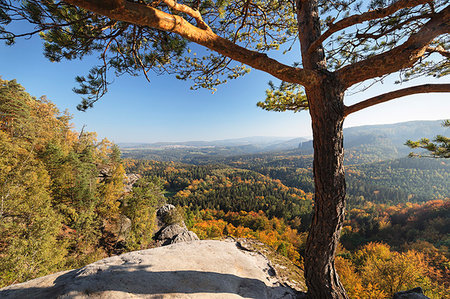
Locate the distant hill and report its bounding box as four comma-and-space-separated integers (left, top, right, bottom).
298, 120, 447, 164
121, 120, 447, 164
119, 136, 308, 149
119, 136, 309, 161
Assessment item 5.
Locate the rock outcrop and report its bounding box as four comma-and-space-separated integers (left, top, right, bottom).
154, 204, 199, 246
0, 240, 302, 299
393, 287, 430, 299
124, 173, 141, 193
172, 230, 200, 244
103, 214, 132, 242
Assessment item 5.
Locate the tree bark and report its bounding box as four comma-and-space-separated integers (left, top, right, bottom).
305, 74, 348, 299
296, 1, 348, 295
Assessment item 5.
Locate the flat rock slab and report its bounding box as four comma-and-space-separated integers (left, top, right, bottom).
0, 240, 298, 299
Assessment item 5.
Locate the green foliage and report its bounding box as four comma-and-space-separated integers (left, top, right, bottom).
0, 79, 163, 287
126, 160, 314, 229
257, 81, 309, 112
0, 131, 66, 286
406, 120, 450, 158
122, 177, 165, 250
346, 158, 450, 205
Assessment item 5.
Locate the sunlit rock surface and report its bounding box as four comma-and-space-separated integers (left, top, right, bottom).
0, 240, 301, 298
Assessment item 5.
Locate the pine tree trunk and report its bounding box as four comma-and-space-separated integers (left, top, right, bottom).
304, 76, 348, 299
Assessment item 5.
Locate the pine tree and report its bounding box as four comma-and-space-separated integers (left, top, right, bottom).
2, 1, 449, 296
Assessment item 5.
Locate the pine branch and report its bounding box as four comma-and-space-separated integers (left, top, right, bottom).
307, 0, 432, 55
160, 0, 208, 30
426, 45, 450, 58
337, 5, 450, 88
62, 0, 320, 87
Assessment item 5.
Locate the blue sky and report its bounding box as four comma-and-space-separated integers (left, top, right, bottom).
1, 27, 448, 143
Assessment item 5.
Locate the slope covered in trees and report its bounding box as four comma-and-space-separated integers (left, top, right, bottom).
124, 156, 449, 297
128, 153, 449, 208
176, 203, 450, 298
0, 79, 164, 287
125, 159, 314, 228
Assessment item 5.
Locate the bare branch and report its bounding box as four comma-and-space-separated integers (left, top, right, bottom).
308, 0, 432, 55
354, 13, 435, 41
426, 45, 450, 58
337, 5, 450, 88
344, 83, 450, 116
160, 0, 209, 30
62, 0, 320, 87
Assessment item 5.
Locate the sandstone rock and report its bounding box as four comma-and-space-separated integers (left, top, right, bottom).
156, 204, 176, 218
154, 204, 198, 246
172, 230, 200, 244
102, 215, 132, 242
123, 173, 141, 193
0, 240, 302, 299
156, 224, 187, 242
393, 287, 430, 299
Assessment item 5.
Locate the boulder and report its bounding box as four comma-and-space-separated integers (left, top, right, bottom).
154, 204, 198, 246
172, 230, 200, 244
156, 224, 187, 241
156, 204, 176, 218
0, 240, 303, 299
393, 287, 430, 299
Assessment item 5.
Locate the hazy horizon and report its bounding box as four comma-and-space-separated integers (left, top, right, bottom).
113, 119, 444, 144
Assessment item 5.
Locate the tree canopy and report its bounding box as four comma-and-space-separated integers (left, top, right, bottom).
1, 0, 448, 109
0, 78, 165, 287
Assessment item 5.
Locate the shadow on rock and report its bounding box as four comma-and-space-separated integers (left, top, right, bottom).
0, 266, 301, 298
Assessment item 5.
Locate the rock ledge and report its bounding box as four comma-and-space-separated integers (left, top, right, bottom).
0, 240, 301, 299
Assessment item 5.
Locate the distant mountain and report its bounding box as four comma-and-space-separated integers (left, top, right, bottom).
297, 120, 447, 164
119, 136, 308, 150
119, 136, 310, 162
120, 120, 447, 164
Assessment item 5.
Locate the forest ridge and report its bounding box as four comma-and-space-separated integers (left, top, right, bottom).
119, 119, 448, 164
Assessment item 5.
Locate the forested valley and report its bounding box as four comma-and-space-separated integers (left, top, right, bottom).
1, 79, 449, 298
126, 159, 449, 298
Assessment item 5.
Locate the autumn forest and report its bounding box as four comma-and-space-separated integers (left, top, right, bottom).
0, 79, 448, 298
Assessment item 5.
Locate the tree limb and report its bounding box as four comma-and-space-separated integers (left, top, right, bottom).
296, 0, 326, 70
344, 83, 450, 116
307, 0, 432, 55
426, 45, 450, 58
354, 13, 435, 41
337, 5, 450, 88
62, 0, 320, 87
160, 0, 208, 30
